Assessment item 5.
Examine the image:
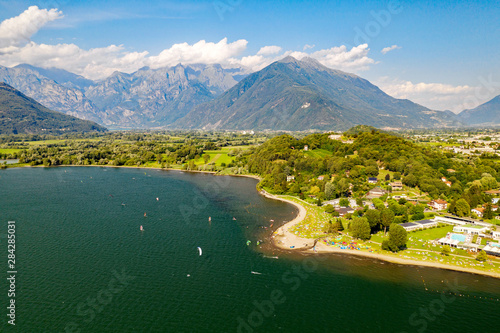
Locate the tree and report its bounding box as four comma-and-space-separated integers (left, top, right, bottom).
365, 165, 379, 177
310, 186, 320, 195
476, 250, 488, 262
380, 209, 395, 235
372, 198, 385, 210
324, 204, 336, 214
337, 178, 350, 196
484, 203, 493, 220
441, 245, 451, 256
387, 223, 407, 252
350, 217, 371, 240
385, 173, 391, 181
455, 199, 471, 217
326, 220, 338, 234
325, 182, 335, 199
336, 218, 344, 232
203, 154, 210, 164
364, 209, 381, 229
339, 197, 350, 207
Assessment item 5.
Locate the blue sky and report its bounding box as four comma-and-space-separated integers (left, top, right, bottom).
0, 0, 499, 111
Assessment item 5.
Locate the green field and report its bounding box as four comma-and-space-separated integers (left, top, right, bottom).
0, 148, 23, 154
304, 148, 332, 159
195, 146, 252, 166
408, 225, 453, 240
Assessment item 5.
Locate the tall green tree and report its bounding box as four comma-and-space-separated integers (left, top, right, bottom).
339, 197, 350, 207
350, 217, 371, 240
476, 250, 488, 262
325, 182, 335, 199
455, 199, 471, 217
387, 223, 407, 252
364, 209, 381, 230
484, 203, 493, 220
380, 209, 395, 235
336, 218, 344, 232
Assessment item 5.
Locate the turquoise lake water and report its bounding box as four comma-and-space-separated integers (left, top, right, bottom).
0, 167, 499, 332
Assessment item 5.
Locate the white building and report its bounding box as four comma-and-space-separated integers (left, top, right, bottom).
452, 224, 489, 236
429, 199, 447, 210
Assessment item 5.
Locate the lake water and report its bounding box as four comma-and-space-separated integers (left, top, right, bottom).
0, 167, 499, 332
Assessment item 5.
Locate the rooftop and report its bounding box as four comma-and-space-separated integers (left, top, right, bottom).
415, 219, 436, 225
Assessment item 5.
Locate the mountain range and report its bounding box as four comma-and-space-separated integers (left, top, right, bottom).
457, 95, 500, 126
0, 82, 106, 134
0, 57, 498, 131
173, 56, 460, 131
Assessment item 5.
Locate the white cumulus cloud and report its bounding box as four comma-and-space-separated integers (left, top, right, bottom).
257, 45, 282, 55
375, 77, 480, 112
381, 44, 401, 54
309, 44, 375, 72
0, 6, 63, 48
147, 38, 247, 69
303, 44, 315, 51
0, 7, 378, 80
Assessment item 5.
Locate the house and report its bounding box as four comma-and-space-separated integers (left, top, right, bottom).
368, 177, 378, 184
366, 187, 387, 199
389, 181, 403, 191
335, 207, 355, 217
441, 177, 447, 182
492, 231, 500, 240
286, 175, 295, 182
429, 199, 448, 210
447, 169, 456, 173
318, 176, 324, 181
482, 203, 499, 211
328, 134, 342, 140
492, 198, 500, 204
452, 224, 489, 236
485, 189, 500, 195
471, 208, 484, 217
303, 145, 309, 151
445, 181, 452, 187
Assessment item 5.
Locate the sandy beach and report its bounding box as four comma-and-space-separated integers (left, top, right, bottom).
263, 191, 500, 280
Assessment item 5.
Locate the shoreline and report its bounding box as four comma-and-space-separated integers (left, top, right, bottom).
6, 163, 264, 179
261, 192, 500, 280
7, 164, 500, 279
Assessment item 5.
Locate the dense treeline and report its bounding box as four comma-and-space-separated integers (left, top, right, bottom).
248, 130, 500, 217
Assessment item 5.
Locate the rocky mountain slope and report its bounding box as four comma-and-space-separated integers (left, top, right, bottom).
172, 57, 460, 131
0, 82, 106, 134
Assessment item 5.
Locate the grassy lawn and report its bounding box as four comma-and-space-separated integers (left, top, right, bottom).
195, 146, 252, 167
25, 139, 68, 145
280, 195, 331, 239
408, 225, 453, 241
304, 149, 332, 158
377, 169, 394, 180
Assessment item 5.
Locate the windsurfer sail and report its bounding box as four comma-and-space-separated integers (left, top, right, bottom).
197, 247, 202, 256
